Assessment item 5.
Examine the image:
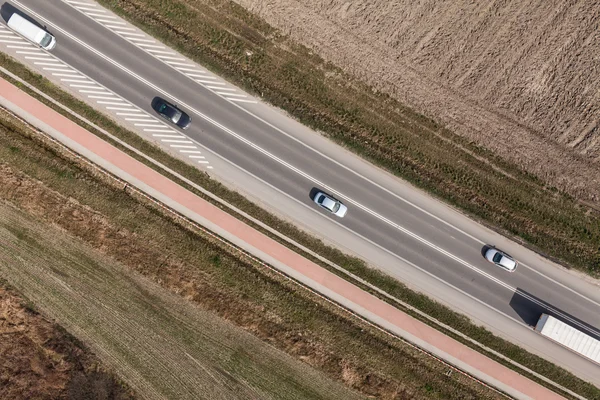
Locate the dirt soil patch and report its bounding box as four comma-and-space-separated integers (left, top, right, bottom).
233, 0, 600, 202
0, 281, 134, 400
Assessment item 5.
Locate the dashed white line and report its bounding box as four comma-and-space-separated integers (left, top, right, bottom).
134, 123, 164, 127
188, 155, 205, 159
179, 150, 203, 154
7, 46, 34, 49
169, 144, 197, 149
124, 118, 155, 122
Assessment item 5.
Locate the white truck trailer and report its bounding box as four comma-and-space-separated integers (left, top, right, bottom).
535, 314, 600, 364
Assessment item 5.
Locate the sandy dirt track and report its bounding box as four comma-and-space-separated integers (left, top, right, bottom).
233, 0, 600, 201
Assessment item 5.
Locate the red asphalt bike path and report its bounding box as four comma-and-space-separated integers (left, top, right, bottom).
0, 77, 566, 400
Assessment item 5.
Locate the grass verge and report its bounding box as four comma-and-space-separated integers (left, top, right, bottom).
0, 31, 598, 399
0, 109, 506, 399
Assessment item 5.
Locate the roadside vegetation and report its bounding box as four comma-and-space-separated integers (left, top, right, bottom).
0, 108, 506, 399
96, 0, 600, 277
0, 279, 134, 400
0, 20, 598, 400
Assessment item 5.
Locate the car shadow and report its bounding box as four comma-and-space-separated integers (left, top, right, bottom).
509, 288, 600, 340
0, 4, 47, 30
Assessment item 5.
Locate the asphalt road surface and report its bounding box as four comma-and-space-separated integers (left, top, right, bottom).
3, 0, 600, 385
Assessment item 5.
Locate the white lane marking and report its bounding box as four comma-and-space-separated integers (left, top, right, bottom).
44, 68, 76, 72
156, 55, 185, 61
212, 87, 235, 92
0, 40, 27, 44
228, 98, 257, 103
197, 160, 210, 164
7, 45, 34, 49
118, 32, 146, 38
116, 112, 143, 116
16, 51, 43, 55
161, 139, 193, 144
124, 118, 155, 122
145, 49, 176, 55
143, 129, 174, 132
220, 93, 247, 98
87, 95, 120, 100
164, 61, 195, 67
186, 73, 209, 78
99, 19, 125, 25
97, 101, 132, 106
79, 89, 112, 94
175, 67, 202, 72
61, 78, 93, 83
34, 62, 63, 66
179, 150, 202, 154
128, 38, 156, 44
152, 134, 184, 138
25, 56, 51, 60
170, 144, 197, 149
66, 1, 95, 5
134, 123, 164, 127
136, 43, 165, 49
109, 26, 135, 31
189, 155, 205, 159
77, 6, 102, 12
207, 166, 213, 169
84, 12, 108, 18
71, 84, 103, 89
33, 0, 596, 311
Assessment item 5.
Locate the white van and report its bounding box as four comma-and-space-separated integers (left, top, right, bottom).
7, 13, 56, 51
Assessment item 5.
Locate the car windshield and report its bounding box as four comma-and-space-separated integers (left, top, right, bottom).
158, 103, 182, 123
492, 253, 503, 264
40, 33, 52, 48
332, 203, 340, 213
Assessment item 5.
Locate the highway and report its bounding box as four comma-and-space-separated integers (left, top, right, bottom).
3, 0, 600, 385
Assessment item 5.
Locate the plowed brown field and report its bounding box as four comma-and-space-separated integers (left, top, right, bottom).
234, 0, 600, 200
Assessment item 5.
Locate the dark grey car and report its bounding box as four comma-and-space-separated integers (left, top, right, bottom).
151, 97, 191, 129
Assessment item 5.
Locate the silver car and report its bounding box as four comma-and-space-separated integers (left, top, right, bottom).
484, 247, 517, 272
313, 191, 348, 218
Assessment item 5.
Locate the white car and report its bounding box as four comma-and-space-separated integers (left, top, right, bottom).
313, 191, 348, 217
484, 247, 517, 272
